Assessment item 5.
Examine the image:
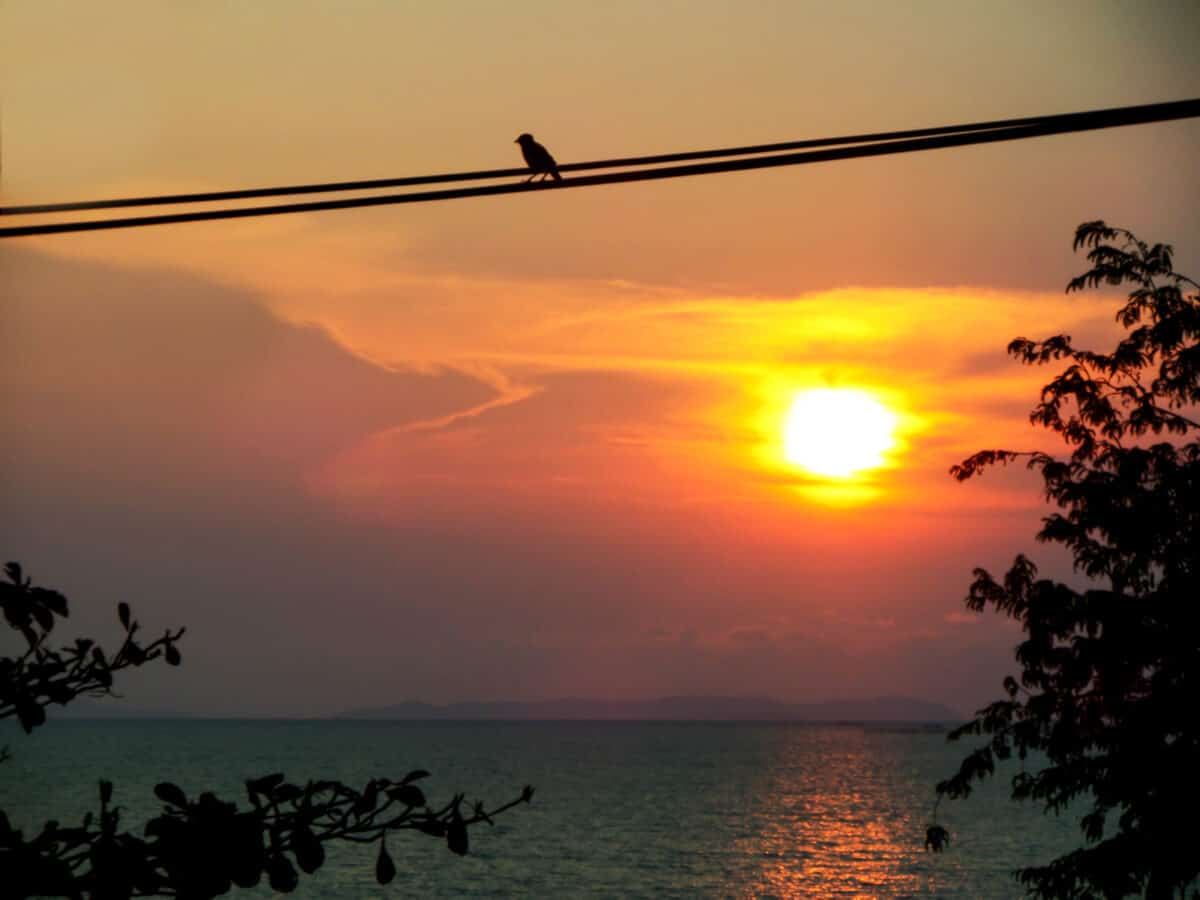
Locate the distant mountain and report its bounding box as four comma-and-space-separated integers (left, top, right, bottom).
338, 695, 962, 723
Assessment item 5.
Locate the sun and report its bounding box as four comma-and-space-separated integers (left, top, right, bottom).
782, 388, 899, 478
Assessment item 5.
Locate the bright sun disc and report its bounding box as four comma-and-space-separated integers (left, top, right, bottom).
783, 388, 898, 478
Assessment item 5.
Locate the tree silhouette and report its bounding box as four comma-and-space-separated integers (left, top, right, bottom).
926, 223, 1199, 898
0, 562, 533, 898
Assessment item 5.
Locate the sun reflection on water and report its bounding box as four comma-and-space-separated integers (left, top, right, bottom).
728, 728, 949, 898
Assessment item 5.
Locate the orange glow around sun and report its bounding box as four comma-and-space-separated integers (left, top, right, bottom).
782, 388, 899, 479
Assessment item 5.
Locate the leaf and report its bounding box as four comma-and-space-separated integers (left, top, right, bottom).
153, 782, 188, 809
16, 698, 46, 733
42, 588, 68, 616
446, 811, 468, 859
118, 602, 131, 629
267, 855, 299, 894
387, 784, 425, 808
99, 780, 113, 805
447, 817, 469, 856
48, 682, 75, 704
354, 781, 379, 815
375, 839, 396, 885
230, 854, 264, 889
402, 769, 431, 784
32, 603, 54, 632
247, 773, 285, 797
229, 814, 266, 887
292, 826, 325, 874
925, 824, 950, 852
274, 783, 303, 803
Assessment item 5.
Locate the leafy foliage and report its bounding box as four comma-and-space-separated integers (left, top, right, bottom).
927, 223, 1200, 899
1, 564, 534, 898
1, 562, 185, 735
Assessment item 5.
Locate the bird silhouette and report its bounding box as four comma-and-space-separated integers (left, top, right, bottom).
515, 133, 563, 182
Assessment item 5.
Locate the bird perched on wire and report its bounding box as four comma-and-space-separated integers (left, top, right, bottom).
515, 133, 563, 183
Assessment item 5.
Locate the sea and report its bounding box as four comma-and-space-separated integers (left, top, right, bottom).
1, 720, 1083, 898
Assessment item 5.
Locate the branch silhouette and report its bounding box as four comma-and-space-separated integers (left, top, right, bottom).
927, 222, 1200, 898
1, 562, 185, 734
0, 563, 534, 898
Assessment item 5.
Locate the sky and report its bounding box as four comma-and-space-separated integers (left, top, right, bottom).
2, 1, 1199, 716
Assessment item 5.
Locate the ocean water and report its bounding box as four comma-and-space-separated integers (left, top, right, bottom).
1, 720, 1082, 898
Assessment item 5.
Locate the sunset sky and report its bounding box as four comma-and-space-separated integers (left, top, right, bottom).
2, 1, 1198, 715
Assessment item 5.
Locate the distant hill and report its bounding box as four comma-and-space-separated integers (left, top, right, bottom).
338, 695, 962, 722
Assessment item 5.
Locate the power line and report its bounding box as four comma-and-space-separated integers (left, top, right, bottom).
1, 98, 1196, 240
4, 101, 1176, 217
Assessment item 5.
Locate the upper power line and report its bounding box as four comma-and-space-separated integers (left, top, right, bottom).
1, 98, 1197, 240
7, 101, 1179, 217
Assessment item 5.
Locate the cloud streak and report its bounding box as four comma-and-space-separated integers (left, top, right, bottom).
1, 245, 1093, 715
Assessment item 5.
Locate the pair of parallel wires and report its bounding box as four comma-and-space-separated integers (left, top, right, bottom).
1, 98, 1197, 239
